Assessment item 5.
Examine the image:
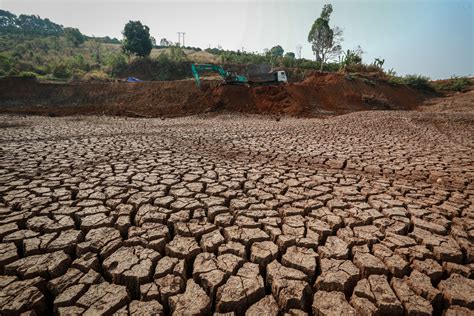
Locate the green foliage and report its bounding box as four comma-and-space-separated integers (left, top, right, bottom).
160, 38, 171, 46
64, 27, 85, 47
121, 21, 152, 58
387, 74, 434, 91
105, 53, 128, 77
341, 47, 363, 68
270, 45, 284, 57
169, 46, 186, 61
284, 52, 295, 59
435, 76, 470, 92
18, 71, 37, 78
0, 52, 13, 72
0, 10, 63, 36
402, 75, 432, 90
308, 4, 342, 70
52, 62, 72, 79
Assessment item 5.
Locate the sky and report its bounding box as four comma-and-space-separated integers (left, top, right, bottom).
1, 0, 473, 79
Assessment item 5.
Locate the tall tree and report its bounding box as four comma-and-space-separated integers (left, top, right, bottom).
308, 4, 342, 70
121, 21, 152, 58
160, 38, 171, 46
64, 27, 85, 47
270, 45, 284, 57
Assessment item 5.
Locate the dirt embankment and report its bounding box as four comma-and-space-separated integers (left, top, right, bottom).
0, 72, 432, 117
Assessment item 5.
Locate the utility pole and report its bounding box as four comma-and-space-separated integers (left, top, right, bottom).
177, 32, 185, 46
296, 44, 302, 59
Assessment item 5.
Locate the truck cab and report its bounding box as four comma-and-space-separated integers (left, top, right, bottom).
275, 71, 288, 84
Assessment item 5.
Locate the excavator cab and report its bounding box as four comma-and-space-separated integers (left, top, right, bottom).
191, 63, 249, 88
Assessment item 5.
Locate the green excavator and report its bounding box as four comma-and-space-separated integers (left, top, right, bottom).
191, 63, 249, 88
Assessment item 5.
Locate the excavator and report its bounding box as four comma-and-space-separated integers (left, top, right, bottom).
191, 63, 287, 88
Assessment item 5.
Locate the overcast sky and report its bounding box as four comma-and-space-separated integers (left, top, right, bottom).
2, 0, 473, 79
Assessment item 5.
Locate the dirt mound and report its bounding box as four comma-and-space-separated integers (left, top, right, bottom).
0, 72, 432, 117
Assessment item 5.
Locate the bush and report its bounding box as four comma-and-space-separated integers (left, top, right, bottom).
403, 74, 432, 90
435, 76, 470, 92
52, 62, 72, 79
18, 71, 37, 78
387, 74, 434, 91
82, 70, 110, 81
0, 52, 12, 72
105, 52, 127, 77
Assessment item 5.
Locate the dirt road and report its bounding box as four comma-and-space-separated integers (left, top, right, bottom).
0, 111, 473, 315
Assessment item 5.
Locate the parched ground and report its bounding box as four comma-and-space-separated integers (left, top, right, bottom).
0, 110, 473, 315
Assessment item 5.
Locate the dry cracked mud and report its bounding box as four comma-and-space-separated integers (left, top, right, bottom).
0, 110, 473, 315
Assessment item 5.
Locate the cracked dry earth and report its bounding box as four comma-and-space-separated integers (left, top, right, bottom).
0, 111, 473, 316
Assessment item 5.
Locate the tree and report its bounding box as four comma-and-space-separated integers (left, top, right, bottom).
284, 52, 295, 59
270, 45, 284, 57
308, 4, 342, 70
121, 21, 152, 58
64, 27, 85, 47
160, 38, 171, 46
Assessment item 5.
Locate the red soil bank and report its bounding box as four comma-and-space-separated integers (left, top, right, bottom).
0, 72, 430, 117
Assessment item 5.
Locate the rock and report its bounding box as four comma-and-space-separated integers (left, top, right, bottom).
315, 259, 359, 295
5, 251, 71, 279
438, 273, 474, 309
312, 291, 356, 315
169, 279, 211, 315
102, 245, 161, 298
216, 263, 265, 314
75, 282, 129, 315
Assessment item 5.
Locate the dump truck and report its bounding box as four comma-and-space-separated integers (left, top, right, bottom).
248, 71, 288, 85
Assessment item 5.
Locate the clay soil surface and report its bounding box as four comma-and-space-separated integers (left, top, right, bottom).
0, 106, 473, 315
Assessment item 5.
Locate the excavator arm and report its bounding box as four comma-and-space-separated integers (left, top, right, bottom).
191, 63, 248, 88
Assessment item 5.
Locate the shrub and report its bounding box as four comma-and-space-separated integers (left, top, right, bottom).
83, 70, 110, 81
52, 62, 72, 79
105, 52, 127, 77
0, 52, 12, 72
403, 74, 432, 90
436, 76, 471, 92
18, 71, 37, 78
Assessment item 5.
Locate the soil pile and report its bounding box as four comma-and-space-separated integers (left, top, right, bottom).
0, 72, 433, 117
